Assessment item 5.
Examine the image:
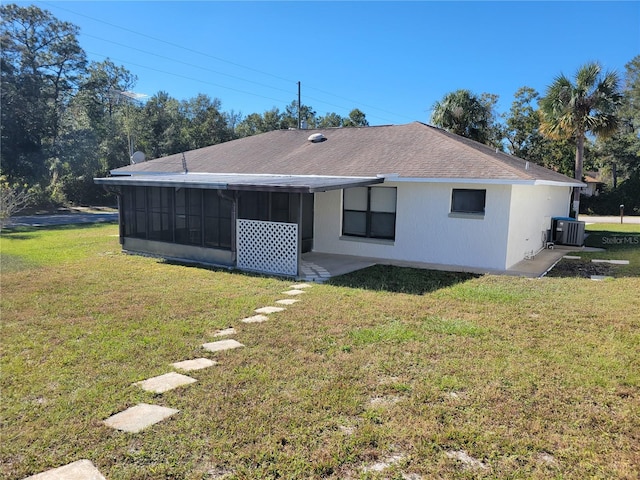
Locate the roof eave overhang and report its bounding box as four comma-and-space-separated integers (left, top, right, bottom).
94, 174, 384, 193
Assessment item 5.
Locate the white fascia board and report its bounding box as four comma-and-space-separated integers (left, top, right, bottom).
387, 177, 535, 185
383, 177, 584, 187
533, 179, 586, 187
110, 170, 180, 176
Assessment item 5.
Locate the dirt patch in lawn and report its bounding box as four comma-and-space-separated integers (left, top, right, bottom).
546, 258, 616, 278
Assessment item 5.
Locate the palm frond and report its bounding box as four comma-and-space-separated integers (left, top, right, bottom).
539, 62, 622, 142
576, 62, 601, 91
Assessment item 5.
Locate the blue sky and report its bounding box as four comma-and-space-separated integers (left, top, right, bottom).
24, 1, 640, 126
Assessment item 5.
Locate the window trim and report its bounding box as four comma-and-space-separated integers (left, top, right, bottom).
342, 186, 397, 240
450, 188, 486, 217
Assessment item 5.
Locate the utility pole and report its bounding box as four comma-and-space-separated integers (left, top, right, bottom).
111, 89, 148, 162
297, 81, 301, 129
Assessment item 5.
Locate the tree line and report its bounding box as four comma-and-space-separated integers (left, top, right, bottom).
429, 60, 639, 216
1, 4, 638, 215
0, 4, 370, 209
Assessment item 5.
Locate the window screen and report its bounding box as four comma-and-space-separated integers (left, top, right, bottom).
451, 189, 486, 214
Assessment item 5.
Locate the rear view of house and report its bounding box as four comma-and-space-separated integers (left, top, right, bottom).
95, 122, 583, 277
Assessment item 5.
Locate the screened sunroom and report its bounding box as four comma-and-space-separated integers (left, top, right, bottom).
95, 173, 382, 276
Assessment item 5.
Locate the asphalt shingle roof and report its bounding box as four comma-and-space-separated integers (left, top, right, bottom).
111, 122, 582, 185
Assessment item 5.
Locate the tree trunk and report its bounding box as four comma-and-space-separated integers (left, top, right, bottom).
572, 134, 584, 218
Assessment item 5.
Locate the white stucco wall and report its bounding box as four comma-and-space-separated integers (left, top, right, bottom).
313, 181, 514, 270
504, 184, 571, 268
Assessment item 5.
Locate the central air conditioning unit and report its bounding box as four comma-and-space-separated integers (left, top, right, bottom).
552, 217, 586, 246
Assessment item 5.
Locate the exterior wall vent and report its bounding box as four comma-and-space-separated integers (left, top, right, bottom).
308, 133, 326, 143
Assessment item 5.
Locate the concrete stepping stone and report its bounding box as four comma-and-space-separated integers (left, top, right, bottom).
23, 459, 106, 480
283, 289, 305, 296
103, 403, 179, 433
255, 306, 285, 314
134, 372, 197, 393
291, 283, 312, 289
202, 339, 245, 352
591, 275, 614, 281
241, 314, 268, 323
214, 327, 236, 337
276, 299, 299, 305
563, 255, 581, 259
171, 358, 217, 371
592, 259, 629, 265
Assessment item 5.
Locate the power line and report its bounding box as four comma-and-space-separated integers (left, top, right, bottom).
84, 50, 292, 106
42, 1, 414, 124
41, 1, 293, 84
87, 46, 405, 123
305, 85, 415, 123
93, 32, 412, 122
82, 32, 295, 96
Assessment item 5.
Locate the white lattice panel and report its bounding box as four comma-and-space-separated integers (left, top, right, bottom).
237, 220, 298, 276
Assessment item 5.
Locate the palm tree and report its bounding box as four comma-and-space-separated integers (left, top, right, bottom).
430, 89, 497, 145
539, 62, 622, 217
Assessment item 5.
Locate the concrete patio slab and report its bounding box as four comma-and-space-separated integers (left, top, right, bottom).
214, 327, 236, 337
300, 246, 596, 279
283, 289, 305, 296
299, 262, 331, 281
276, 299, 299, 305
254, 306, 285, 314
300, 252, 375, 281
134, 372, 197, 393
23, 459, 106, 480
202, 339, 245, 352
172, 358, 217, 371
103, 403, 179, 433
241, 314, 268, 323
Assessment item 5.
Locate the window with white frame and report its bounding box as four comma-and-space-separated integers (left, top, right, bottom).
343, 187, 396, 240
451, 189, 486, 215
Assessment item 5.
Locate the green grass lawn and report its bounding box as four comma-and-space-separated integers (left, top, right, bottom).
1, 224, 639, 479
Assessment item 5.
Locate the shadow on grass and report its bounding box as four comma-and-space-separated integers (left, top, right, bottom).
160, 258, 293, 282
0, 223, 114, 239
0, 254, 36, 273
328, 264, 479, 295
